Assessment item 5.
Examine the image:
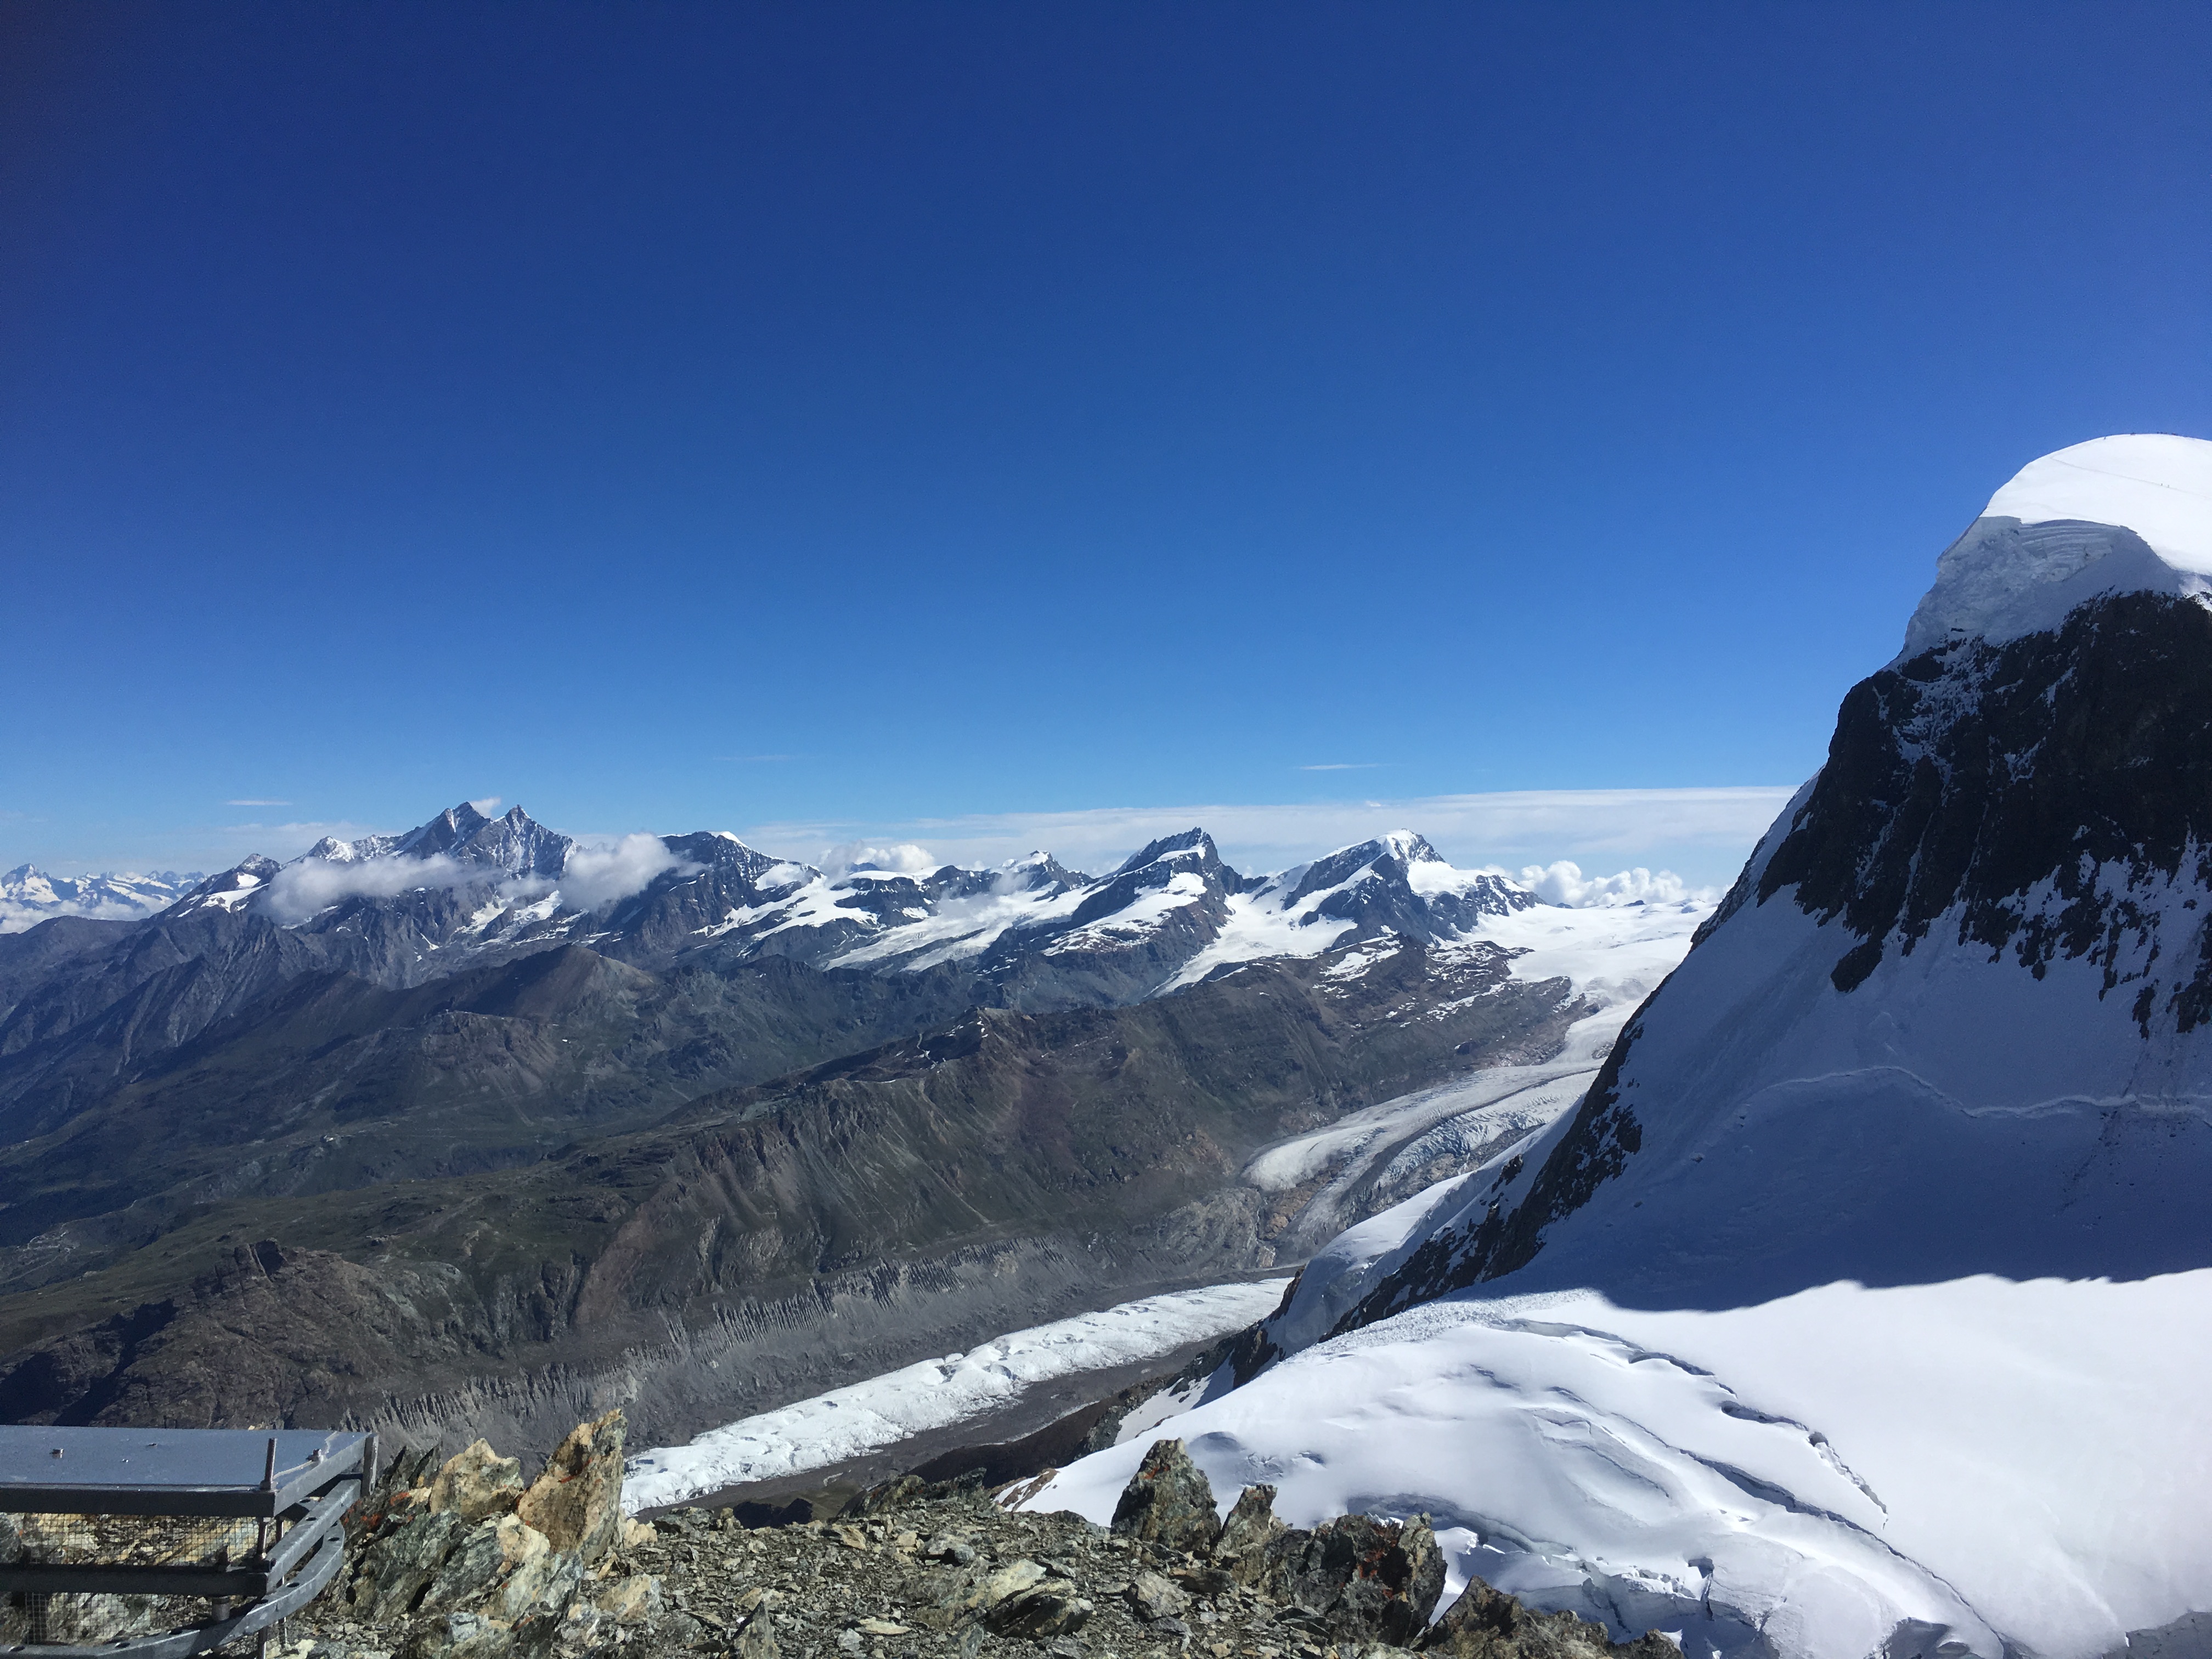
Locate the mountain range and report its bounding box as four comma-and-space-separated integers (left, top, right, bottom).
0, 802, 1679, 1459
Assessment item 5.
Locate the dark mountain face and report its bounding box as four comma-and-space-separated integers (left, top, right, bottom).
1756, 589, 2212, 1014
1266, 591, 2212, 1356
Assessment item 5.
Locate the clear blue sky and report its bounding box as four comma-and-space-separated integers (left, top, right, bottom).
4, 3, 2208, 877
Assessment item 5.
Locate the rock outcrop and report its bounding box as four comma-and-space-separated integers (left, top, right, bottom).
1107, 1437, 1224, 1556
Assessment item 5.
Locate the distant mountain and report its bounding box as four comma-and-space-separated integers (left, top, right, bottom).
0, 800, 1644, 1455
1035, 435, 2212, 1659
0, 866, 202, 933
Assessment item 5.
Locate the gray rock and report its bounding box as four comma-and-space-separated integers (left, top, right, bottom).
394, 1611, 514, 1659
734, 1612, 781, 1659
925, 1533, 978, 1566
1421, 1575, 1675, 1657
1109, 1438, 1221, 1556
985, 1582, 1093, 1639
352, 1508, 469, 1624
1123, 1568, 1189, 1621
1215, 1482, 1286, 1585
1268, 1513, 1444, 1645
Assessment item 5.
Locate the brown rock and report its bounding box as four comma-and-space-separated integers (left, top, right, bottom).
515, 1408, 627, 1564
1421, 1575, 1675, 1657
426, 1442, 524, 1523
1108, 1438, 1221, 1556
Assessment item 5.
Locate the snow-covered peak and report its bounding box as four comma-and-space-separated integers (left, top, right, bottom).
0, 865, 207, 933
1984, 433, 2212, 568
1901, 433, 2212, 657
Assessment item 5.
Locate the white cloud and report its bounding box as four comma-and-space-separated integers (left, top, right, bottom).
557, 834, 692, 910
820, 842, 939, 878
1513, 860, 1711, 909
739, 787, 1797, 889
469, 796, 503, 814
263, 852, 475, 924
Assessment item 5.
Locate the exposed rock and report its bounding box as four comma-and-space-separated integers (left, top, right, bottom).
985, 1581, 1093, 1638
515, 1408, 626, 1563
351, 1506, 467, 1623
1264, 1512, 1444, 1644
1214, 1481, 1286, 1584
734, 1610, 781, 1659
1109, 1438, 1221, 1555
280, 1412, 1667, 1659
1124, 1567, 1189, 1621
1422, 1575, 1677, 1657
426, 1441, 525, 1523
595, 1572, 665, 1625
396, 1609, 515, 1659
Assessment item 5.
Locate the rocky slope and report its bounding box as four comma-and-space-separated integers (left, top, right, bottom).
241, 1415, 1664, 1659
0, 929, 1584, 1455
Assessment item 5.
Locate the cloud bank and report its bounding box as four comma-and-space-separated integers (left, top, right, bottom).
1514, 860, 1711, 908
557, 834, 692, 910
820, 842, 940, 878
263, 852, 476, 923
259, 833, 691, 922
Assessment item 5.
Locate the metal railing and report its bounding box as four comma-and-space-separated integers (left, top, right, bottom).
0, 1427, 375, 1657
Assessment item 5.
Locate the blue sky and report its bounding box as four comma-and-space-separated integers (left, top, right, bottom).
4, 3, 2207, 885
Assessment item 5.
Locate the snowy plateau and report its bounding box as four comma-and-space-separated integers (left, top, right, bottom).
1003, 437, 2212, 1659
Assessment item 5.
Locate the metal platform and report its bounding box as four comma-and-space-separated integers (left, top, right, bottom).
0, 1427, 375, 1657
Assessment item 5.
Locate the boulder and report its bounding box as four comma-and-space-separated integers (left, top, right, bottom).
417, 1513, 577, 1626
1108, 1438, 1221, 1555
1123, 1567, 1189, 1622
1421, 1575, 1676, 1657
985, 1582, 1093, 1638
961, 1557, 1047, 1613
515, 1408, 627, 1564
1215, 1483, 1287, 1584
427, 1442, 524, 1523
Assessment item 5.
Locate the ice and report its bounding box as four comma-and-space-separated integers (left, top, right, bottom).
1903, 435, 2212, 656
622, 1278, 1291, 1514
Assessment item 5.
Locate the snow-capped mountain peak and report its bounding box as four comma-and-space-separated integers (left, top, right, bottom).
1901, 432, 2212, 656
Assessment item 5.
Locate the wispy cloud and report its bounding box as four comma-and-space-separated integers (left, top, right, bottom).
226, 798, 292, 806
737, 786, 1798, 889
469, 796, 503, 813
1296, 763, 1382, 772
